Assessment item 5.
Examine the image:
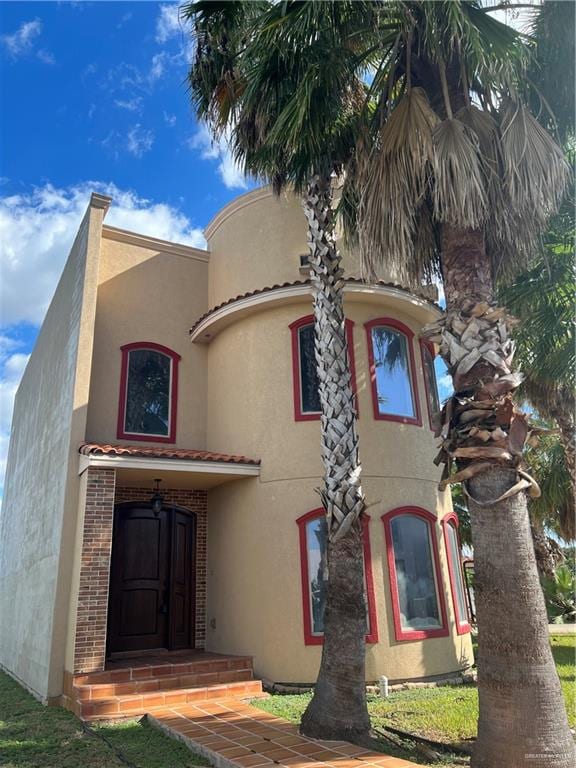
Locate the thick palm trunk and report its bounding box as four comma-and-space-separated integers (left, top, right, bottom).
299, 174, 370, 742
428, 225, 575, 768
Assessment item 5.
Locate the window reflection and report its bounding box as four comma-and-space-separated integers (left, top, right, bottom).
446, 522, 469, 625
125, 349, 171, 436
371, 326, 415, 418
390, 515, 441, 631
298, 324, 321, 414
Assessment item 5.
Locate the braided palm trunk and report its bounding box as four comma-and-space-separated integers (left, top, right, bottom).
426, 226, 575, 768
299, 174, 370, 743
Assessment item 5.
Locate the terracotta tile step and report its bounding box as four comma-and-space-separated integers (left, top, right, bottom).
75, 669, 254, 700
78, 680, 264, 721
74, 656, 253, 686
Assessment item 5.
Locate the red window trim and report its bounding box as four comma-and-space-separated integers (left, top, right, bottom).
296, 508, 378, 646
289, 315, 358, 421
441, 512, 472, 635
420, 339, 440, 432
117, 341, 181, 444
364, 317, 422, 426
382, 506, 449, 642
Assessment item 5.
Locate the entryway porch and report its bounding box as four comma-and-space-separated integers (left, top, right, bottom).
65, 442, 261, 716
62, 650, 263, 720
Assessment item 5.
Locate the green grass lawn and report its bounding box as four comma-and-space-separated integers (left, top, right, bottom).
0, 670, 210, 768
253, 634, 575, 763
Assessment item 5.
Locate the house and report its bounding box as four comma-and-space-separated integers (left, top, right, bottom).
0, 188, 473, 718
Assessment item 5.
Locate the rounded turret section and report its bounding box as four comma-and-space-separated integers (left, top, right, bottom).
199, 188, 473, 685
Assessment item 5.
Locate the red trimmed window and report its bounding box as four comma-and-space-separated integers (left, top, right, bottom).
289, 315, 357, 421
296, 509, 378, 645
117, 342, 180, 443
365, 318, 421, 425
442, 513, 472, 634
382, 507, 448, 641
420, 340, 442, 431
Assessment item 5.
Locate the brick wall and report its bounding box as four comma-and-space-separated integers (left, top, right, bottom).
74, 467, 116, 674
114, 486, 208, 649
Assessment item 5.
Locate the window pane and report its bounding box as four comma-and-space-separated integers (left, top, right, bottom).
371, 327, 415, 418
305, 516, 328, 634
391, 515, 441, 631
299, 324, 321, 413
447, 523, 468, 625
125, 350, 171, 436
422, 344, 441, 428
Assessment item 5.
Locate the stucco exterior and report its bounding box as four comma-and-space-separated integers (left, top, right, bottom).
0, 194, 107, 699
1, 187, 473, 702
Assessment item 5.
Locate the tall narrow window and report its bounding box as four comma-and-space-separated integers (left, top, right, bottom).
290, 316, 357, 421
297, 509, 378, 645
117, 342, 180, 443
442, 513, 471, 634
420, 341, 441, 431
382, 507, 448, 641
365, 318, 421, 425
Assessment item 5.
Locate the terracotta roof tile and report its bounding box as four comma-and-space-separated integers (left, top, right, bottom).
79, 442, 260, 466
189, 278, 438, 334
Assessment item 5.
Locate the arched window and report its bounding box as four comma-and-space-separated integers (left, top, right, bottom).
296, 509, 378, 645
382, 507, 448, 641
365, 318, 421, 425
289, 315, 357, 421
442, 513, 471, 634
117, 342, 180, 443
420, 340, 442, 431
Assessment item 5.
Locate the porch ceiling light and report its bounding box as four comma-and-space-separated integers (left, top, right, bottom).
151, 478, 164, 516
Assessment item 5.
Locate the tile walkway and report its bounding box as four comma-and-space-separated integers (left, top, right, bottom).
147, 698, 419, 768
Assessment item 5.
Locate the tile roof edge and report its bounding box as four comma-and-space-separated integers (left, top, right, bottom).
189, 278, 440, 334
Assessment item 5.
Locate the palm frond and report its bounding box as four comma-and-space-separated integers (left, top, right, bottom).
431, 117, 488, 229
500, 99, 570, 230
358, 87, 439, 281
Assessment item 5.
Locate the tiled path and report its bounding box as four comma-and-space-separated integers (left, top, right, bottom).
147, 698, 419, 768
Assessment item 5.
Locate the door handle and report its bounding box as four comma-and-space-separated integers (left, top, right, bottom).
160, 589, 169, 614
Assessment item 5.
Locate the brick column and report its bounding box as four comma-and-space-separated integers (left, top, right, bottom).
74, 467, 116, 674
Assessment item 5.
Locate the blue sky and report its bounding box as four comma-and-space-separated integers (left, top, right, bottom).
0, 1, 255, 487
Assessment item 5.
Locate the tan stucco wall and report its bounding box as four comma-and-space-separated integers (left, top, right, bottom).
85, 233, 209, 449
0, 197, 106, 700
206, 188, 386, 309
203, 296, 473, 682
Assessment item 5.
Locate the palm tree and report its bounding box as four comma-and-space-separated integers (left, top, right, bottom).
347, 3, 574, 765
183, 0, 380, 741
183, 2, 575, 763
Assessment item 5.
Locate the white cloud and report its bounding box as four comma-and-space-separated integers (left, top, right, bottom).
188, 124, 247, 190
1, 19, 42, 58
126, 124, 154, 157
163, 111, 177, 127
0, 182, 206, 490
156, 4, 181, 44
36, 48, 55, 65
149, 52, 167, 82
0, 181, 206, 328
114, 97, 143, 112
117, 11, 133, 30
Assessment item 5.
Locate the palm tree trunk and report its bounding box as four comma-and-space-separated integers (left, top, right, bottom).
434, 225, 575, 768
299, 173, 370, 743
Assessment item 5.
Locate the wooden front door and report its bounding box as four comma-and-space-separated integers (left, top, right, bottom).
107, 503, 196, 654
